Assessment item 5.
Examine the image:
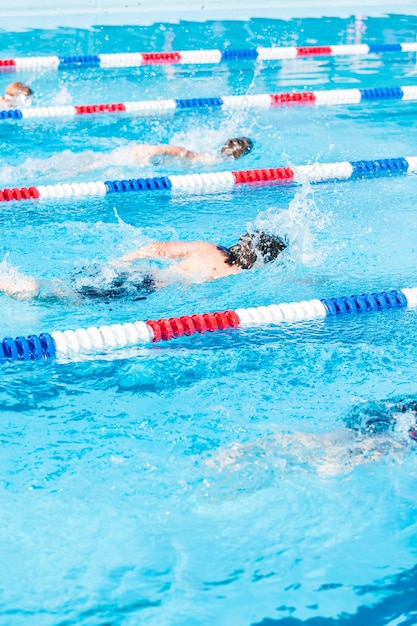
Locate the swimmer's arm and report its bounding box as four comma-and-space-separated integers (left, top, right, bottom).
152, 145, 198, 160
131, 144, 199, 161
152, 145, 219, 163
114, 241, 205, 264
157, 146, 220, 163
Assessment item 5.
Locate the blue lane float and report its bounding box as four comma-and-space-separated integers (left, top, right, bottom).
1, 154, 417, 203
2, 286, 417, 362
3, 83, 417, 125
0, 333, 56, 361
1, 41, 415, 73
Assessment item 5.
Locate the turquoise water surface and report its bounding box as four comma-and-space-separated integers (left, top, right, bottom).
1, 12, 417, 626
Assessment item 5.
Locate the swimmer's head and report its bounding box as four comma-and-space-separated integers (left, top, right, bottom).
227, 231, 286, 270
345, 397, 417, 441
220, 137, 253, 160
3, 81, 33, 107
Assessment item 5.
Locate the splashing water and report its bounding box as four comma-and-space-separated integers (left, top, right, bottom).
49, 85, 72, 106
252, 182, 330, 269
0, 144, 152, 184
0, 254, 40, 300
170, 123, 253, 157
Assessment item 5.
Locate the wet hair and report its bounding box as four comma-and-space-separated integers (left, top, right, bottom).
220, 137, 253, 159
5, 81, 33, 98
225, 231, 286, 270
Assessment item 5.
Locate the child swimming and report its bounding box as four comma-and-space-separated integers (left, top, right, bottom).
0, 230, 286, 302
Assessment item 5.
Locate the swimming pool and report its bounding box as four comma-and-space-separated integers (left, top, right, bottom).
1, 8, 417, 625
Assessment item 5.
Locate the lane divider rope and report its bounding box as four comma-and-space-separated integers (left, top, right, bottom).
1, 155, 417, 203
2, 286, 417, 362
1, 42, 416, 72
3, 85, 417, 122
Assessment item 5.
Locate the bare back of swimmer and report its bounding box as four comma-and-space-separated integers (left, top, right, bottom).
115, 241, 241, 284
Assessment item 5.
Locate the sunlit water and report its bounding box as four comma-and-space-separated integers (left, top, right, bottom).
1, 12, 417, 626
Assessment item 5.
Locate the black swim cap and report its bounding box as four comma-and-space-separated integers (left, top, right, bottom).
227, 231, 286, 270
345, 397, 417, 439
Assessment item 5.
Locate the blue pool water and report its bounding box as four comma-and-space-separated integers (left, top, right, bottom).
1, 11, 417, 626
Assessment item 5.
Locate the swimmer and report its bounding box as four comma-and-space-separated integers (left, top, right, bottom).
12, 137, 253, 177
0, 81, 33, 108
83, 136, 254, 171
0, 230, 286, 302
130, 136, 253, 164
206, 397, 417, 477
345, 396, 417, 440
112, 230, 286, 284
